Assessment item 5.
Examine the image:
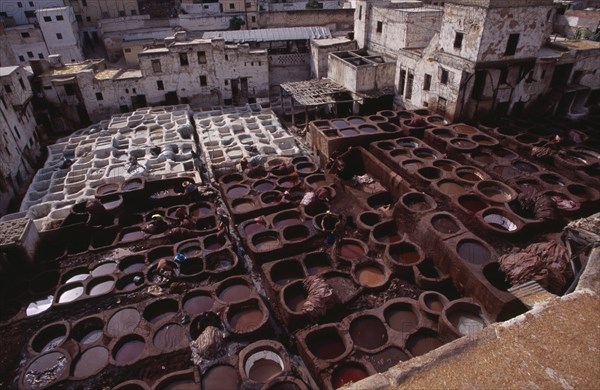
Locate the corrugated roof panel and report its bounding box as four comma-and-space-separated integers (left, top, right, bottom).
202, 27, 332, 43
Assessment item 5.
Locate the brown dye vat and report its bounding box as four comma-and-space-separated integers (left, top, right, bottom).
227, 300, 265, 332
431, 127, 456, 139
475, 181, 515, 202
87, 276, 115, 296
119, 255, 146, 273
331, 363, 369, 389
358, 125, 378, 133
143, 299, 178, 323
496, 126, 518, 136
379, 122, 401, 132
283, 282, 307, 312
355, 264, 386, 287
206, 249, 235, 272
406, 331, 445, 356
292, 156, 310, 164
91, 261, 117, 276
246, 353, 284, 382
357, 211, 381, 231
254, 180, 276, 193
306, 327, 347, 360
482, 208, 520, 232
253, 231, 280, 251
339, 128, 358, 137
402, 192, 436, 212
183, 291, 214, 316
384, 301, 419, 333
483, 263, 511, 291
458, 195, 487, 213
515, 134, 539, 144
425, 115, 445, 125
177, 240, 202, 258
121, 178, 144, 191
245, 221, 268, 235
277, 176, 300, 189
227, 185, 250, 198
204, 234, 226, 251
417, 167, 442, 181
452, 124, 478, 135
456, 239, 491, 265
101, 194, 123, 212
433, 159, 460, 172
305, 173, 327, 189
337, 240, 366, 260
388, 242, 421, 265
438, 180, 468, 196
443, 301, 487, 337
233, 198, 254, 213
377, 141, 395, 151
72, 346, 109, 378
493, 165, 520, 179
96, 182, 120, 197
31, 323, 67, 353
73, 317, 104, 345
117, 273, 144, 292
567, 184, 597, 200
372, 221, 404, 245
179, 258, 203, 276
261, 191, 282, 204
155, 377, 196, 390
22, 351, 68, 389
512, 160, 538, 173
202, 365, 240, 390
413, 148, 438, 161
190, 203, 213, 218
112, 380, 150, 390
113, 335, 145, 365
450, 138, 477, 149
263, 376, 308, 390
304, 252, 331, 275
30, 271, 60, 295
349, 315, 388, 350
431, 214, 460, 235
271, 260, 304, 286
470, 151, 494, 165
402, 159, 424, 172
296, 162, 318, 175
371, 347, 410, 372
120, 228, 144, 243
273, 210, 302, 228
540, 173, 565, 186
454, 167, 484, 182
492, 147, 518, 160
153, 323, 185, 351
368, 115, 386, 123
218, 281, 253, 303
472, 134, 497, 146
147, 246, 174, 264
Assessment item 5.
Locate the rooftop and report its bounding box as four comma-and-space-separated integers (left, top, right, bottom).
202, 26, 332, 43
0, 66, 19, 77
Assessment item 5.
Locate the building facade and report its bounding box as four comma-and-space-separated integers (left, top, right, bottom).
36, 6, 84, 62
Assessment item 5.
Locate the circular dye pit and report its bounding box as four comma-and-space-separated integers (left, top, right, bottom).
87, 277, 115, 296
483, 211, 519, 232
296, 162, 318, 175
355, 264, 386, 287
153, 323, 185, 351
372, 222, 404, 245
417, 167, 442, 181
371, 347, 410, 372
113, 335, 145, 365
22, 351, 68, 390
183, 291, 214, 316
513, 160, 538, 173
387, 242, 421, 265
450, 138, 477, 149
273, 210, 302, 228
72, 346, 109, 378
456, 239, 491, 265
384, 302, 419, 334
119, 255, 146, 273
304, 253, 331, 275
204, 234, 226, 251
438, 180, 468, 196
218, 281, 253, 303
283, 225, 309, 242
406, 331, 445, 357
155, 374, 196, 390
337, 240, 366, 260
447, 307, 486, 336
252, 231, 280, 251
244, 350, 284, 383
227, 303, 265, 333
306, 327, 346, 360
331, 363, 369, 389
475, 181, 515, 203
430, 214, 460, 235
202, 365, 240, 390
283, 282, 307, 313
205, 250, 235, 272
30, 271, 60, 295
413, 148, 438, 160
143, 299, 178, 323
455, 167, 484, 182
62, 268, 90, 284
31, 323, 67, 353
254, 180, 275, 193
458, 195, 487, 213
73, 317, 104, 345
270, 260, 304, 286
402, 192, 436, 212
349, 316, 388, 350
107, 308, 141, 338
422, 292, 446, 313
340, 128, 359, 137
91, 262, 117, 277
227, 185, 250, 198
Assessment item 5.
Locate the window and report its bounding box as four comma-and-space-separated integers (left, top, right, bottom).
251, 16, 256, 22
64, 84, 76, 95
18, 55, 25, 62
29, 1, 33, 6
18, 78, 25, 89
86, 16, 91, 22
131, 10, 137, 15
179, 52, 189, 66
56, 15, 64, 21
151, 59, 162, 73
95, 92, 103, 101
0, 96, 6, 108
124, 48, 131, 53
399, 69, 406, 96
423, 74, 432, 91
472, 70, 485, 99
132, 88, 136, 94
224, 80, 229, 86
119, 10, 125, 17
76, 14, 82, 21
125, 88, 129, 93
406, 71, 414, 100
225, 54, 229, 61
454, 32, 464, 49
229, 3, 235, 9
14, 126, 21, 139
499, 68, 508, 84
38, 53, 44, 59
505, 33, 519, 56
43, 16, 52, 22
376, 21, 383, 33
56, 33, 63, 40
572, 70, 583, 84
441, 69, 449, 85
17, 2, 23, 7
198, 51, 207, 64
246, 2, 251, 7
27, 51, 33, 58
21, 32, 30, 38
82, 0, 87, 6
4, 85, 12, 93
199, 75, 207, 86
359, 5, 362, 20
437, 97, 447, 115
102, 11, 109, 18
25, 10, 35, 18
157, 80, 164, 90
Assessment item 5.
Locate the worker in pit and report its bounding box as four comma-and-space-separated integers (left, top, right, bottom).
142, 214, 170, 238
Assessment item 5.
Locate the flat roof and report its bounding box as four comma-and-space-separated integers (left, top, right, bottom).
0, 66, 20, 77
203, 27, 332, 43
557, 40, 600, 50
312, 37, 354, 47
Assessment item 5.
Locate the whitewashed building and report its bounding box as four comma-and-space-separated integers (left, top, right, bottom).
36, 6, 83, 62
0, 24, 50, 66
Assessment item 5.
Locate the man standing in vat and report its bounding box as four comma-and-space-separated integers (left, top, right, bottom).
182, 181, 201, 202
